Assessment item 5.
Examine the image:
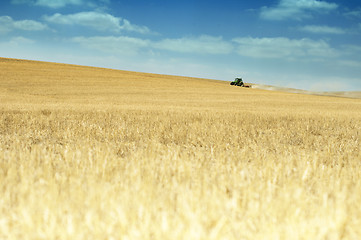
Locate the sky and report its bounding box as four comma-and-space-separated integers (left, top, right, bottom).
1, 0, 361, 91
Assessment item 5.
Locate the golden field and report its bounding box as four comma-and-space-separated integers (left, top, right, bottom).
0, 57, 361, 239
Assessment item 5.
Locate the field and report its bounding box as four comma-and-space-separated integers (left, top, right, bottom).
1, 57, 361, 239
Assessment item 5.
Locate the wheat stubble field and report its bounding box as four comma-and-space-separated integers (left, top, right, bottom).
0, 57, 361, 239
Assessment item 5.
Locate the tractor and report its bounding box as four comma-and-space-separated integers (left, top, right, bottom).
230, 78, 251, 88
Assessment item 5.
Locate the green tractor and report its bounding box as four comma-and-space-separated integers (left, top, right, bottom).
230, 78, 251, 88
230, 78, 244, 86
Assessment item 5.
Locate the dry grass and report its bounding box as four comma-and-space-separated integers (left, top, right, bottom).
1, 57, 361, 239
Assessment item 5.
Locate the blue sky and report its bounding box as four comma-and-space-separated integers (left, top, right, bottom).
1, 0, 361, 91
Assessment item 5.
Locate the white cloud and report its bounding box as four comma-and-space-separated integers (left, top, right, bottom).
338, 60, 361, 68
44, 12, 151, 34
153, 35, 233, 54
232, 37, 338, 59
71, 34, 341, 61
9, 36, 35, 44
44, 12, 119, 31
340, 44, 361, 57
121, 19, 151, 35
11, 0, 95, 8
0, 16, 47, 33
35, 0, 83, 8
0, 36, 35, 51
299, 25, 346, 34
13, 20, 48, 31
72, 36, 150, 56
71, 35, 233, 57
260, 0, 338, 20
344, 8, 361, 18
0, 16, 13, 33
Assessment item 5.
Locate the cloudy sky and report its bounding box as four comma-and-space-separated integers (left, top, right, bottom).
1, 0, 361, 91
